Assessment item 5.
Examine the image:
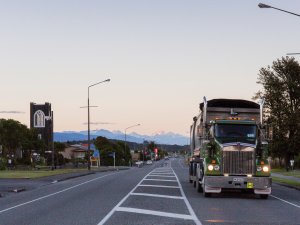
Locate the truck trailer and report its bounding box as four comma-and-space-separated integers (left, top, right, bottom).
189, 97, 271, 198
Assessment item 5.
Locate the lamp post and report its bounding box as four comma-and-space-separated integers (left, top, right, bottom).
45, 111, 54, 170
87, 79, 110, 170
258, 3, 300, 55
124, 124, 140, 162
258, 3, 300, 17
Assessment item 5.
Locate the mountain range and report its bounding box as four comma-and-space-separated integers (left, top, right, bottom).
54, 129, 189, 146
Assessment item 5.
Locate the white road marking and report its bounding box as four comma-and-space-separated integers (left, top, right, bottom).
131, 193, 184, 200
139, 184, 179, 188
147, 175, 176, 178
144, 179, 177, 182
0, 172, 118, 214
116, 207, 194, 220
171, 160, 202, 225
271, 195, 300, 209
97, 166, 202, 225
97, 171, 153, 225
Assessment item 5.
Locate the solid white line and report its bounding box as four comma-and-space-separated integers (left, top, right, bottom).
131, 193, 184, 199
171, 162, 202, 225
144, 179, 177, 182
0, 172, 118, 214
147, 175, 176, 178
116, 207, 194, 220
139, 184, 179, 188
271, 195, 300, 209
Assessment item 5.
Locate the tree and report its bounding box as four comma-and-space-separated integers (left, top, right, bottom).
94, 136, 130, 166
255, 56, 300, 169
0, 119, 28, 157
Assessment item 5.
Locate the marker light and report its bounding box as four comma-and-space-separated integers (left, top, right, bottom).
214, 165, 220, 171
263, 166, 269, 172
208, 165, 214, 171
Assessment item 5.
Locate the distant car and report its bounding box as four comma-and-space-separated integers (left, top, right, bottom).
135, 161, 143, 167
164, 156, 169, 160
146, 160, 153, 165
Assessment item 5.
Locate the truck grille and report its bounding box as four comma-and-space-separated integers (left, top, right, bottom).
222, 148, 254, 175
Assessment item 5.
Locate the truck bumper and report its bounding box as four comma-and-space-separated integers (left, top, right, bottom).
204, 176, 272, 194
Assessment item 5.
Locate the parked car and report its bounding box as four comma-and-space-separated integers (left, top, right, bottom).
146, 160, 153, 165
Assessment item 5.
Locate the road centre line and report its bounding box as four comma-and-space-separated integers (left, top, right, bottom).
116, 207, 194, 220
139, 184, 180, 188
0, 172, 119, 214
271, 195, 300, 209
144, 179, 177, 182
131, 192, 184, 200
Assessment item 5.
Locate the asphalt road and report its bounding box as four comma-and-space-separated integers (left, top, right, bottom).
0, 158, 299, 225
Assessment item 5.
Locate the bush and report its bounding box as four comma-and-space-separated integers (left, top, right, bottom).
0, 157, 7, 170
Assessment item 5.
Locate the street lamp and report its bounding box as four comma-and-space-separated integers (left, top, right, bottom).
124, 124, 140, 162
258, 3, 300, 17
258, 3, 300, 55
45, 111, 54, 170
87, 79, 110, 170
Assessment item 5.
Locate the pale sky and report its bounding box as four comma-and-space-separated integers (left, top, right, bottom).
0, 0, 299, 136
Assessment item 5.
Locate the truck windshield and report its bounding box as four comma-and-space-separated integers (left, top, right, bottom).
215, 124, 257, 143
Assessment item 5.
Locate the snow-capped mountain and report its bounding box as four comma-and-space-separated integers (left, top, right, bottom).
54, 129, 189, 146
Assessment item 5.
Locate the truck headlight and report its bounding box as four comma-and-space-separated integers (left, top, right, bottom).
263, 166, 269, 172
257, 166, 262, 172
208, 165, 214, 171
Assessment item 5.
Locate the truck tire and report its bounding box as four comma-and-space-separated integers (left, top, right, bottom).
196, 175, 203, 193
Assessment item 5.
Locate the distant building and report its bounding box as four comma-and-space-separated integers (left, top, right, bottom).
30, 102, 53, 152
61, 144, 100, 167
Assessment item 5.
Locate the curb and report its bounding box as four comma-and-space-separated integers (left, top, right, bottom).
55, 172, 95, 182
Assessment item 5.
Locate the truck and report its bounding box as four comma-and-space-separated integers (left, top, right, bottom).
189, 97, 271, 199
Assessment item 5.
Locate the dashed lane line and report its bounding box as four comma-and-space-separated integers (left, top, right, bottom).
115, 207, 195, 220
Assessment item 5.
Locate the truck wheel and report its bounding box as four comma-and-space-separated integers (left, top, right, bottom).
196, 174, 203, 193
260, 194, 269, 199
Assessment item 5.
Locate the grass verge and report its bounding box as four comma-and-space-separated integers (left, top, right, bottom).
0, 169, 88, 179
271, 168, 300, 178
272, 177, 300, 189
